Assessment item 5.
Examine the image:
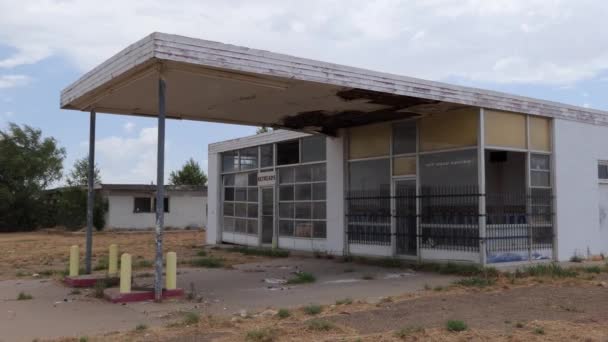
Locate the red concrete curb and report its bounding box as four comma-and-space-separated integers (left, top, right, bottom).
63, 275, 119, 288
104, 288, 184, 303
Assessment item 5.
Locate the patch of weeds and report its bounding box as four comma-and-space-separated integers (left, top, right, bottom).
287, 272, 316, 284
196, 250, 207, 257
245, 328, 277, 342
534, 327, 545, 335
93, 279, 109, 298
352, 256, 403, 268
135, 272, 153, 278
361, 274, 375, 280
515, 322, 525, 328
446, 320, 468, 332
135, 324, 148, 332
582, 266, 601, 274
38, 269, 56, 277
182, 311, 200, 325
335, 298, 353, 305
69, 289, 81, 295
520, 264, 578, 278
79, 337, 88, 342
570, 255, 584, 263
94, 256, 109, 271
303, 304, 322, 315
17, 291, 33, 300
454, 276, 496, 288
433, 286, 445, 291
277, 308, 290, 319
424, 283, 431, 290
190, 256, 224, 268
133, 259, 153, 269
307, 319, 334, 331
15, 270, 27, 277
228, 247, 289, 258
394, 326, 424, 338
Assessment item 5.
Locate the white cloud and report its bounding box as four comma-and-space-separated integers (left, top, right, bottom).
0, 75, 31, 89
123, 121, 135, 133
0, 1, 608, 85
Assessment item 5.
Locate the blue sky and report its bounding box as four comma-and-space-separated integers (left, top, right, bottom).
1, 1, 608, 184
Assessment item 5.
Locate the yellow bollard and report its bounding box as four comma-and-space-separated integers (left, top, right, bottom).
119, 253, 132, 294
69, 245, 79, 277
166, 252, 177, 290
108, 244, 118, 275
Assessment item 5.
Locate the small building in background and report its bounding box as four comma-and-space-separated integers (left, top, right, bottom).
100, 184, 207, 230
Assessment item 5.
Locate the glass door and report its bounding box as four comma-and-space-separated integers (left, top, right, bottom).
394, 179, 417, 256
260, 187, 274, 244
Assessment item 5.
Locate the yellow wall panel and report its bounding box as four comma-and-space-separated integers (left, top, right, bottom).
419, 108, 478, 151
393, 156, 416, 176
485, 110, 526, 149
529, 116, 552, 151
349, 123, 391, 159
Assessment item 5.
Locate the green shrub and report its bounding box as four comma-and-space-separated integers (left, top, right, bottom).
454, 277, 496, 288
183, 311, 200, 325
228, 247, 289, 258
17, 292, 33, 300
196, 250, 207, 257
520, 264, 577, 278
245, 328, 277, 342
287, 272, 316, 284
135, 324, 148, 332
534, 327, 545, 335
307, 319, 334, 331
191, 257, 224, 268
446, 320, 467, 332
394, 327, 424, 338
582, 266, 601, 274
335, 298, 353, 305
277, 308, 290, 319
303, 304, 322, 315
93, 279, 108, 298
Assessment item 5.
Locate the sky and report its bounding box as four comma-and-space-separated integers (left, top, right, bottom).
1, 0, 608, 185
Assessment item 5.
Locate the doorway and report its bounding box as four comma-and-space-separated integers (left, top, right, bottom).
260, 187, 274, 244
393, 179, 417, 256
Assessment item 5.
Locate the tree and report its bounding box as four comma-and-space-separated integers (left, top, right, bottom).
169, 158, 207, 186
66, 157, 102, 186
256, 126, 272, 134
0, 123, 66, 231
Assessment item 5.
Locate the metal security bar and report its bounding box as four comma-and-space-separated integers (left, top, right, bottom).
345, 186, 554, 259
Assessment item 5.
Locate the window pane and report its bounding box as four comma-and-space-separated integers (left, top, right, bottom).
223, 217, 234, 232
247, 188, 258, 202
313, 202, 326, 219
235, 203, 247, 217
279, 167, 294, 184
235, 188, 247, 201
279, 185, 294, 201
529, 116, 551, 151
133, 197, 151, 213
247, 219, 258, 234
260, 144, 274, 168
295, 184, 312, 201
313, 221, 326, 238
295, 202, 312, 219
419, 108, 478, 151
223, 174, 234, 186
393, 121, 416, 155
349, 123, 390, 159
277, 140, 300, 165
393, 156, 416, 176
295, 165, 312, 183
240, 147, 258, 170
530, 154, 550, 171
301, 135, 326, 162
279, 203, 294, 218
419, 149, 478, 187
348, 159, 390, 195
235, 219, 247, 233
279, 220, 294, 236
312, 183, 326, 200
294, 221, 312, 238
599, 163, 608, 180
235, 173, 248, 187
222, 151, 238, 172
248, 172, 258, 186
531, 171, 550, 187
223, 202, 234, 216
484, 110, 526, 149
311, 164, 326, 181
247, 204, 258, 218
224, 187, 234, 201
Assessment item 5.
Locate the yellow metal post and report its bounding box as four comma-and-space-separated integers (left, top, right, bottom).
166, 252, 177, 290
119, 253, 132, 294
69, 245, 79, 277
108, 244, 118, 275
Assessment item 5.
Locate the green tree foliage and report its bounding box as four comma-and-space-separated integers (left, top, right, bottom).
66, 157, 101, 186
256, 126, 271, 134
41, 187, 108, 231
0, 123, 65, 231
169, 158, 207, 186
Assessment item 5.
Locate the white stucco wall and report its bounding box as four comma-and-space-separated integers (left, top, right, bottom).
207, 152, 221, 245
106, 194, 207, 230
554, 118, 608, 260
324, 131, 345, 255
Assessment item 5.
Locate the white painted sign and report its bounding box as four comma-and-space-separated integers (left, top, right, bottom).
257, 171, 276, 186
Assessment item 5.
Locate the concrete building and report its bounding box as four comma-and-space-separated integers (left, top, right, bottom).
100, 184, 207, 230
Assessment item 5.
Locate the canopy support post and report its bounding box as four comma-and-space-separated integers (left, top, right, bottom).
85, 109, 96, 274
154, 76, 167, 301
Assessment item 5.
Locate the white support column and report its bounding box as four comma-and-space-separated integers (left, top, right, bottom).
326, 131, 345, 255
478, 108, 487, 265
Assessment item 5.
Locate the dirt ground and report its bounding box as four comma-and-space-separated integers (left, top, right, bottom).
0, 229, 265, 280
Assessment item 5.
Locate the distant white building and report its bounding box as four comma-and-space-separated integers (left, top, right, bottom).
100, 184, 207, 230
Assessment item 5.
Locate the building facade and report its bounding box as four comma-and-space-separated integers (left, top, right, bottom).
101, 184, 207, 230
208, 109, 608, 265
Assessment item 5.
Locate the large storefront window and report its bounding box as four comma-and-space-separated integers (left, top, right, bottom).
222, 172, 258, 235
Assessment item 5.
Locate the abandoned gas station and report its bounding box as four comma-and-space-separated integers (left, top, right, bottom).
61, 32, 608, 298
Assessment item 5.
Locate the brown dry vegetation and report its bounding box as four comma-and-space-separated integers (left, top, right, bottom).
0, 229, 265, 280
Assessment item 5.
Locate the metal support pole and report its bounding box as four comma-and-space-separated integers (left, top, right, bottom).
154, 76, 166, 301
478, 108, 487, 266
85, 109, 96, 274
